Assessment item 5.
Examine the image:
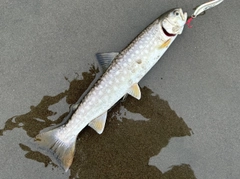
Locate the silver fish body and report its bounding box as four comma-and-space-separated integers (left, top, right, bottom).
35, 8, 187, 171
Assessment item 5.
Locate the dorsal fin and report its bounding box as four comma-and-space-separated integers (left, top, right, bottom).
127, 83, 141, 100
88, 111, 108, 134
96, 52, 119, 72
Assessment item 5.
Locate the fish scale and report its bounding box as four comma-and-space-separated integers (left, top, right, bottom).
35, 8, 187, 171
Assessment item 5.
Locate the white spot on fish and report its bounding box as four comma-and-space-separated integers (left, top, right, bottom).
115, 79, 120, 83
128, 79, 133, 85
144, 49, 149, 54
99, 91, 103, 96
85, 105, 90, 110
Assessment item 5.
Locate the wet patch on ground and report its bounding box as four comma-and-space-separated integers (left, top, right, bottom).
0, 65, 196, 179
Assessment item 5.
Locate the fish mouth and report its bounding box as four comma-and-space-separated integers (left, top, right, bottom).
179, 8, 187, 21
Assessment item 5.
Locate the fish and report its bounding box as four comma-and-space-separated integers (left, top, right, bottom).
35, 8, 187, 171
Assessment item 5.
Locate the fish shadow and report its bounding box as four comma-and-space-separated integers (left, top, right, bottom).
0, 65, 196, 179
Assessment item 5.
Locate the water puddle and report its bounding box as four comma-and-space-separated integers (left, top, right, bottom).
0, 65, 196, 179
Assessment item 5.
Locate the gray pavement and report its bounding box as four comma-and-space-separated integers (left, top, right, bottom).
0, 0, 239, 178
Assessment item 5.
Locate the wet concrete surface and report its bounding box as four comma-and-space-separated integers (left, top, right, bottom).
0, 0, 239, 179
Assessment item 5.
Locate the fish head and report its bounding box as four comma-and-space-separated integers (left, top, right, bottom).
161, 8, 187, 35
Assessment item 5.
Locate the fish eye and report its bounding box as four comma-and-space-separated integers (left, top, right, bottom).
173, 10, 180, 16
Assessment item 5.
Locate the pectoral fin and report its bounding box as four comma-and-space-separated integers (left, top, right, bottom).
88, 111, 107, 134
96, 52, 119, 72
159, 39, 171, 49
127, 83, 141, 100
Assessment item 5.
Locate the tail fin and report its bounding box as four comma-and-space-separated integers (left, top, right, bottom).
35, 127, 77, 172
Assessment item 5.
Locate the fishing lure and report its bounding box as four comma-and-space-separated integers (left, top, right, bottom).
186, 0, 224, 28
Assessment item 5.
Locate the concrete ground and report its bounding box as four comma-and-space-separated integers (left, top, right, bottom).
0, 0, 239, 178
